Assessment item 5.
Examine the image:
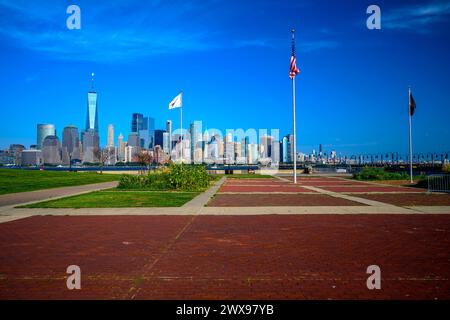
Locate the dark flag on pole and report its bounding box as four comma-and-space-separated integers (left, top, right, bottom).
409, 91, 416, 116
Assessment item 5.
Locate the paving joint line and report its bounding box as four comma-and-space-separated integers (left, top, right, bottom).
126, 214, 199, 299
301, 185, 417, 211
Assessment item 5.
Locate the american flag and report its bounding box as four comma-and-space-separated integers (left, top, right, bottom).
289, 31, 300, 79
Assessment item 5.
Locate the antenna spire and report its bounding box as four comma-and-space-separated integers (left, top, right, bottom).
91, 72, 95, 91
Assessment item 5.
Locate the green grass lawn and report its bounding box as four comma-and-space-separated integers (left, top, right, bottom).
20, 190, 199, 208
0, 169, 120, 195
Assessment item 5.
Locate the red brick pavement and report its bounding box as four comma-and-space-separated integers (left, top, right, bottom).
319, 186, 425, 193
219, 185, 315, 193
296, 181, 371, 186
355, 193, 450, 206
208, 194, 365, 206
0, 215, 449, 300
226, 179, 281, 183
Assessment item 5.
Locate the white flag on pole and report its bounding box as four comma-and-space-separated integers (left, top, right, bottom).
168, 93, 182, 109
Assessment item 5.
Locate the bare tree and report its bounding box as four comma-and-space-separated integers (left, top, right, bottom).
94, 148, 115, 174
137, 151, 153, 174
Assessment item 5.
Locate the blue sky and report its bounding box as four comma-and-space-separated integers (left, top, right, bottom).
0, 0, 449, 156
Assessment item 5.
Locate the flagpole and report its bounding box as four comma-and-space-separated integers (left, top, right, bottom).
180, 100, 183, 163
291, 29, 297, 184
408, 86, 413, 184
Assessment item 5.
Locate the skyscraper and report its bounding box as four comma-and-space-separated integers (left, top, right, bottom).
131, 113, 143, 133
224, 132, 235, 164
86, 92, 99, 132
247, 143, 259, 164
62, 125, 80, 164
288, 134, 294, 162
282, 136, 289, 163
117, 133, 126, 162
81, 129, 100, 163
107, 124, 114, 147
166, 120, 172, 152
241, 136, 249, 160
42, 135, 62, 165
208, 134, 219, 161
131, 114, 155, 149
154, 130, 165, 148
259, 135, 273, 159
190, 121, 203, 163
86, 74, 99, 132
163, 132, 170, 154
37, 124, 55, 150
142, 116, 155, 149
128, 132, 140, 147
81, 74, 100, 163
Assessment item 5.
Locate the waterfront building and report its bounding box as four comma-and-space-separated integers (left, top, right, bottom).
21, 149, 43, 166
0, 150, 14, 165
124, 145, 140, 163
9, 144, 25, 166
104, 146, 116, 165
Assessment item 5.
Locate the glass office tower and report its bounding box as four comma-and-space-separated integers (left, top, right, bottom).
86, 92, 99, 132
37, 124, 56, 150
131, 113, 155, 149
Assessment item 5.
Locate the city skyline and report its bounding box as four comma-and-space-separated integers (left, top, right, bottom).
1, 0, 450, 155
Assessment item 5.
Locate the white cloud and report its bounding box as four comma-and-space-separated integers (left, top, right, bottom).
384, 1, 450, 32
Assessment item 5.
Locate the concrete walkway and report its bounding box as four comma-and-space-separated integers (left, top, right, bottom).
1, 204, 448, 225
182, 176, 226, 208
301, 185, 397, 206
0, 181, 118, 209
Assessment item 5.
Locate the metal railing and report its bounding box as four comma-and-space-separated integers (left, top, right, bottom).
427, 174, 450, 193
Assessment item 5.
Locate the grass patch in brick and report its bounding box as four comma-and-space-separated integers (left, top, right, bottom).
19, 190, 199, 208
0, 169, 119, 195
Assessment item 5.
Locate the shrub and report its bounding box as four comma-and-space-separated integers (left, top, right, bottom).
166, 164, 210, 191
118, 164, 211, 191
443, 164, 450, 173
353, 167, 409, 180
